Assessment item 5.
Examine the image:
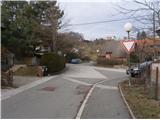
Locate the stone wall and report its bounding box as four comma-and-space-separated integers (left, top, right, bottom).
1, 70, 13, 87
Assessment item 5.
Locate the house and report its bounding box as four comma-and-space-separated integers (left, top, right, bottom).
100, 40, 127, 61
100, 38, 160, 64
134, 39, 160, 61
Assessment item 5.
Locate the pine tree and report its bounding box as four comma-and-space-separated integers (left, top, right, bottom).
1, 1, 64, 58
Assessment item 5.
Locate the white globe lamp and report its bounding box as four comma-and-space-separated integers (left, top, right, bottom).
124, 22, 133, 40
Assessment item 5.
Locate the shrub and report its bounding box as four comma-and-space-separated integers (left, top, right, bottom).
97, 57, 124, 66
81, 56, 91, 61
40, 53, 65, 74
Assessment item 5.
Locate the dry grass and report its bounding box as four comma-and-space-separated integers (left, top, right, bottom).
121, 80, 160, 119
14, 66, 41, 76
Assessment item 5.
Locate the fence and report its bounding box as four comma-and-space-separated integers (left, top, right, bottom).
142, 62, 160, 100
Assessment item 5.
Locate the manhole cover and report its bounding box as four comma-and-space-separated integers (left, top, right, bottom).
41, 86, 56, 91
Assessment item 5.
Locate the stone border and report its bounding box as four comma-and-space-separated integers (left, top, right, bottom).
118, 83, 136, 119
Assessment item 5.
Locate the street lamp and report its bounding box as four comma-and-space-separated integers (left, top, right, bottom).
96, 49, 100, 57
124, 22, 133, 40
124, 22, 133, 86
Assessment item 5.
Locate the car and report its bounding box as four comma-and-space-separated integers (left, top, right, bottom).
126, 61, 153, 77
71, 59, 81, 64
126, 66, 141, 77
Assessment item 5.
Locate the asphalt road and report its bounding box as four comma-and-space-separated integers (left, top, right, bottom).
1, 63, 130, 119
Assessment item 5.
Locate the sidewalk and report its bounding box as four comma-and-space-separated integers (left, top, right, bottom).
81, 87, 130, 119
1, 76, 41, 95
1, 76, 56, 100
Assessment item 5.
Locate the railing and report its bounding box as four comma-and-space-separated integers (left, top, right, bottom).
141, 63, 160, 100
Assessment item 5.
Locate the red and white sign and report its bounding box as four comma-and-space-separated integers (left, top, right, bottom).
121, 40, 135, 54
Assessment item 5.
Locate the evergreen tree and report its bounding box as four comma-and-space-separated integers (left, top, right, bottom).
137, 31, 141, 40
141, 31, 147, 40
1, 1, 64, 58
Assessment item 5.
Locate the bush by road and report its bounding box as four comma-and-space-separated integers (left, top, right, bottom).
40, 53, 65, 74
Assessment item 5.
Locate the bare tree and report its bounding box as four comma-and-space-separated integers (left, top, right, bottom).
116, 0, 160, 60
116, 0, 160, 32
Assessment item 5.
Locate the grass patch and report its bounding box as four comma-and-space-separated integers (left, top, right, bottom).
121, 80, 160, 119
14, 66, 41, 76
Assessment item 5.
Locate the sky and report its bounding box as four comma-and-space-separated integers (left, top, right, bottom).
58, 0, 145, 40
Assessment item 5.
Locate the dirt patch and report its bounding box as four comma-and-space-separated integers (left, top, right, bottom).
121, 80, 160, 119
41, 86, 56, 92
14, 66, 42, 76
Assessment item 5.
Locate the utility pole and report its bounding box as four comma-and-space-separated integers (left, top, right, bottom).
153, 11, 156, 60
153, 11, 156, 40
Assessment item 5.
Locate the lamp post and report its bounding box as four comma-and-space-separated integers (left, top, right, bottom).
96, 49, 100, 58
124, 22, 133, 86
124, 22, 133, 40
96, 49, 99, 53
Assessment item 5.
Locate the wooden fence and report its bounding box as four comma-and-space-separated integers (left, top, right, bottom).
142, 62, 160, 100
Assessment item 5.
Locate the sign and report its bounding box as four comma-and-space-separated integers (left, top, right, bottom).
121, 40, 135, 54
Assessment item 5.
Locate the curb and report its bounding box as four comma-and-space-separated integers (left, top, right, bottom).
118, 83, 136, 119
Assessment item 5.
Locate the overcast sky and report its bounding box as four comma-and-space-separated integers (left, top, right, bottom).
58, 0, 147, 40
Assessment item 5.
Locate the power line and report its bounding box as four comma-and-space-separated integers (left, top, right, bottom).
67, 15, 149, 26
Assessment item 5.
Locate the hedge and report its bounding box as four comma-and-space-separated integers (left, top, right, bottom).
97, 57, 125, 66
40, 53, 65, 74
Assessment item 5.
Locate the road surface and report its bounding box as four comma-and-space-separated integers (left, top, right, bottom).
1, 63, 130, 119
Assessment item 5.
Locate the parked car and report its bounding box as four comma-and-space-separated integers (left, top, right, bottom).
71, 59, 81, 64
126, 61, 152, 77
126, 66, 141, 77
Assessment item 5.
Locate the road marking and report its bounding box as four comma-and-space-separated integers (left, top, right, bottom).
61, 77, 92, 86
92, 66, 126, 73
96, 84, 118, 90
76, 84, 96, 119
61, 66, 108, 79
75, 79, 110, 119
63, 76, 118, 90
1, 76, 57, 101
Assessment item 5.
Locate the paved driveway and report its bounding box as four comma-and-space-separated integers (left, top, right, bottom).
1, 63, 130, 119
